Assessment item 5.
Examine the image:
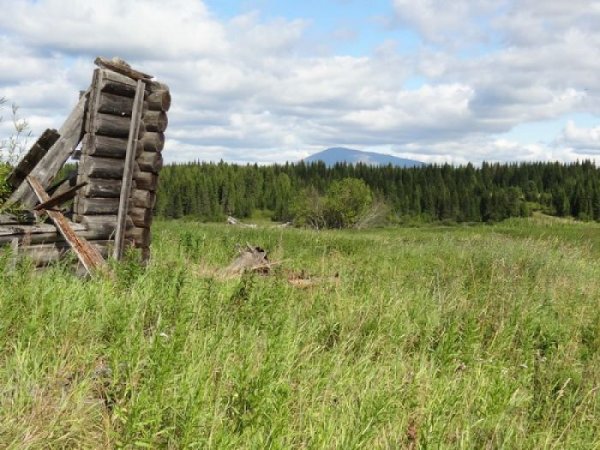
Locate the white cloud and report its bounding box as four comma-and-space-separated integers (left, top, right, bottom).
0, 0, 599, 165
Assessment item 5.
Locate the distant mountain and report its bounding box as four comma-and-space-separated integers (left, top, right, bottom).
303, 147, 424, 167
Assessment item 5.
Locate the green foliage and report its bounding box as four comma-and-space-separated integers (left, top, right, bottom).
323, 178, 373, 228
156, 160, 600, 225
1, 218, 600, 447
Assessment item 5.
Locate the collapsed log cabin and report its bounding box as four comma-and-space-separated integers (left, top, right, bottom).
0, 57, 170, 274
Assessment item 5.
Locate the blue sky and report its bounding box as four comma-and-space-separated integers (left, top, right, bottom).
1, 0, 600, 164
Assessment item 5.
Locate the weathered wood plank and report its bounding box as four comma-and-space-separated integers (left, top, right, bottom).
20, 240, 111, 267
126, 226, 151, 248
6, 129, 60, 189
84, 135, 143, 159
94, 57, 153, 81
129, 206, 153, 228
33, 182, 86, 211
0, 228, 114, 245
27, 176, 107, 275
6, 92, 89, 208
114, 80, 145, 260
0, 221, 86, 237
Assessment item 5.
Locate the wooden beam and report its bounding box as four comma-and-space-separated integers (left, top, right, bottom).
33, 182, 87, 211
94, 57, 153, 81
6, 129, 60, 189
6, 92, 89, 209
113, 80, 145, 260
26, 176, 107, 275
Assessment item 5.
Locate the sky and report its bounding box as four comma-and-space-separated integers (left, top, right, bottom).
1, 0, 600, 165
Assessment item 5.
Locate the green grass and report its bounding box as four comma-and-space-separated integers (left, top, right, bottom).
1, 217, 599, 448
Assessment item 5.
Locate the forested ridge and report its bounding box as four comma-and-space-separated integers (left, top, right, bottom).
156, 160, 600, 224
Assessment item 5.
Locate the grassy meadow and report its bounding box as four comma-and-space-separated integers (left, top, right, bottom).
0, 217, 599, 448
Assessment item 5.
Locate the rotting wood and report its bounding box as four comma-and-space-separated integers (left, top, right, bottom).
78, 214, 132, 237
7, 129, 60, 189
95, 113, 144, 138
94, 56, 153, 81
84, 135, 143, 159
6, 91, 89, 209
113, 80, 145, 260
33, 182, 87, 211
0, 228, 114, 246
27, 175, 107, 275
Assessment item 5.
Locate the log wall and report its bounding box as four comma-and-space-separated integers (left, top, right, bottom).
1, 59, 170, 269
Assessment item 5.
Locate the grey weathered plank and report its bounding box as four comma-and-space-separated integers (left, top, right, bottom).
113, 80, 145, 260
6, 92, 89, 208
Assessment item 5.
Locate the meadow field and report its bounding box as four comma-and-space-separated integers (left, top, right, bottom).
0, 217, 599, 448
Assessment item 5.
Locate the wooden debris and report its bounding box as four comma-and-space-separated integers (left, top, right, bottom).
33, 182, 87, 211
27, 175, 107, 275
224, 244, 276, 276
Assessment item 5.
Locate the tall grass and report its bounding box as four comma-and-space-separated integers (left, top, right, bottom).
0, 218, 599, 448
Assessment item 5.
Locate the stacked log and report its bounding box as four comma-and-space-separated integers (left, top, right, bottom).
73, 67, 169, 262
126, 81, 169, 260
1, 58, 169, 270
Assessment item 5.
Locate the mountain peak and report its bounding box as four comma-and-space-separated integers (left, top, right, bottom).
303, 147, 424, 167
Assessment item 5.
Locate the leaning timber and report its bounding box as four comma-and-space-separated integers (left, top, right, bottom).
1, 56, 170, 271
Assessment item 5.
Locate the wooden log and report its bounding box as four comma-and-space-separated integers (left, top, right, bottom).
85, 156, 126, 179
78, 198, 120, 215
86, 134, 126, 158
137, 151, 163, 174
142, 110, 168, 132
131, 189, 156, 209
97, 92, 134, 117
0, 212, 36, 225
6, 92, 88, 209
20, 240, 111, 267
7, 129, 60, 189
133, 171, 158, 191
146, 89, 171, 112
78, 214, 132, 236
27, 176, 107, 275
126, 226, 151, 247
82, 178, 123, 198
139, 132, 165, 153
0, 221, 86, 237
100, 69, 138, 97
94, 57, 153, 81
0, 228, 115, 245
128, 206, 153, 228
95, 113, 145, 139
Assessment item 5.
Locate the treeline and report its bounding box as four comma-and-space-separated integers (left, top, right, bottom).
155, 160, 600, 223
